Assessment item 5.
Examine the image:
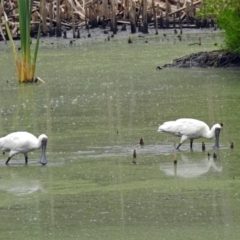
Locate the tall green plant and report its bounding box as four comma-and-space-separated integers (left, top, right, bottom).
3, 0, 41, 83
199, 0, 240, 53
199, 0, 238, 17
218, 10, 240, 53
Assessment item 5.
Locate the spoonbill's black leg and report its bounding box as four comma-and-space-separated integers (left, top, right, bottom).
5, 157, 12, 165
176, 143, 182, 150
190, 139, 194, 149
25, 155, 28, 164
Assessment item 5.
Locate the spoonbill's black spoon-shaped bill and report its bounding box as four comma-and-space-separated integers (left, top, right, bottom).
158, 118, 222, 150
0, 132, 48, 165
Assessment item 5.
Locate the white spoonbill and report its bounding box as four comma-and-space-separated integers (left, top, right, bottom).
158, 118, 222, 150
0, 132, 48, 165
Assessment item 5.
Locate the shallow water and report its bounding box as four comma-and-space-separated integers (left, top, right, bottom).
1, 31, 240, 239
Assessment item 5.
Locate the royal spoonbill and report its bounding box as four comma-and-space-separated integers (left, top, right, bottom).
158, 118, 222, 150
0, 132, 48, 165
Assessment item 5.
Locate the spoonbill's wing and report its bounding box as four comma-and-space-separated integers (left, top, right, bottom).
175, 119, 208, 138
1, 132, 37, 152
158, 120, 188, 136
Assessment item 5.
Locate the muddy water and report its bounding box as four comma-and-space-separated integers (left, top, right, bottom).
1, 32, 240, 239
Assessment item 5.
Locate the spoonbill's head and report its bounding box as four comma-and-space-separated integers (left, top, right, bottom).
39, 134, 48, 165
213, 123, 222, 148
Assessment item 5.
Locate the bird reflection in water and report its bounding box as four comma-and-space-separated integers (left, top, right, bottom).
160, 153, 222, 178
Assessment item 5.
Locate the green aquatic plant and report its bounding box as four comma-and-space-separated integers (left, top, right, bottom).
199, 0, 240, 53
217, 10, 240, 53
3, 0, 41, 83
199, 0, 239, 17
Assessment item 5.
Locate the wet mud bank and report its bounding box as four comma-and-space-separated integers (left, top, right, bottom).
162, 50, 240, 68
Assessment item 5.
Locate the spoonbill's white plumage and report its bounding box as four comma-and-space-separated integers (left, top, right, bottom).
0, 132, 48, 165
158, 118, 222, 150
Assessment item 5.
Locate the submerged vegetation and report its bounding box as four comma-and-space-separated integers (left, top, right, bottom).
3, 0, 41, 83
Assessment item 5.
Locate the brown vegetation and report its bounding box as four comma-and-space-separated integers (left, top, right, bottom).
0, 0, 206, 40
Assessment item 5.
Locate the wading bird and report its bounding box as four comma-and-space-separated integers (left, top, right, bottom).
0, 132, 48, 165
158, 118, 222, 150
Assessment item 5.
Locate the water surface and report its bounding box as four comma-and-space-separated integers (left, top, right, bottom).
0, 31, 240, 239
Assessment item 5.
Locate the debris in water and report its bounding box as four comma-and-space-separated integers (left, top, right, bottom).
128, 36, 132, 44
132, 149, 137, 164
173, 141, 177, 164
156, 66, 162, 70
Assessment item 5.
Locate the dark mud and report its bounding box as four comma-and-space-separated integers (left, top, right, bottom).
162, 50, 240, 68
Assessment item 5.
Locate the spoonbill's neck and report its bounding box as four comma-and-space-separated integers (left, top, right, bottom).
36, 140, 42, 149
205, 124, 218, 139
